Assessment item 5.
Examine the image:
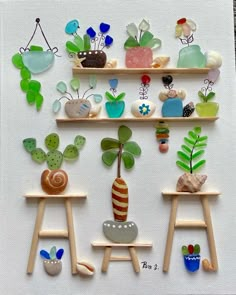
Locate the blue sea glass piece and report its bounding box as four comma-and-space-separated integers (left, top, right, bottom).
87, 27, 96, 38
40, 250, 50, 260
105, 101, 125, 118
177, 45, 206, 68
65, 19, 79, 35
109, 79, 118, 89
105, 35, 113, 47
22, 51, 55, 74
93, 94, 103, 103
100, 22, 110, 33
184, 255, 200, 272
56, 249, 64, 259
162, 98, 183, 117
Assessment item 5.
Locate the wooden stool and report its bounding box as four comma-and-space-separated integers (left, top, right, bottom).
162, 191, 220, 272
24, 194, 86, 274
92, 242, 152, 273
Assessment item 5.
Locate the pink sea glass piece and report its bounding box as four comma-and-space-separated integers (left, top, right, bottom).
125, 47, 153, 68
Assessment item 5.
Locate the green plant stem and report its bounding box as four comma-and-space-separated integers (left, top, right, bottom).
189, 136, 200, 173
117, 143, 123, 178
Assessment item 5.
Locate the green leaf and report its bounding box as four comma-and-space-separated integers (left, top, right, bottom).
29, 80, 41, 93
116, 92, 126, 101
21, 67, 31, 79
198, 91, 207, 102
46, 150, 63, 170
122, 152, 135, 169
35, 93, 43, 111
195, 143, 207, 148
52, 99, 61, 113
23, 138, 36, 153
101, 138, 120, 150
182, 245, 188, 255
45, 133, 59, 151
83, 34, 91, 51
181, 144, 191, 154
12, 53, 24, 69
70, 78, 80, 91
176, 160, 190, 172
140, 31, 154, 47
198, 135, 208, 142
188, 130, 197, 140
63, 144, 79, 160
74, 135, 86, 150
184, 137, 195, 146
74, 35, 84, 51
20, 79, 29, 92
194, 127, 201, 134
192, 150, 205, 160
145, 38, 161, 49
56, 81, 67, 94
102, 150, 118, 166
124, 36, 140, 49
192, 159, 206, 172
30, 45, 43, 51
66, 41, 80, 53
118, 125, 132, 144
206, 92, 215, 101
50, 246, 57, 260
123, 141, 141, 156
26, 90, 36, 104
31, 148, 46, 164
177, 151, 190, 162
105, 91, 115, 102
89, 75, 97, 88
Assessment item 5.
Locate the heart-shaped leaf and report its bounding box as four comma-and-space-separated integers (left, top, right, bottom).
138, 19, 150, 32
123, 141, 141, 156
140, 31, 154, 47
70, 78, 80, 91
101, 138, 119, 150
122, 152, 134, 169
45, 133, 59, 151
145, 38, 161, 49
118, 125, 132, 144
124, 36, 140, 49
63, 144, 79, 160
93, 94, 103, 103
56, 81, 67, 94
31, 148, 46, 164
23, 138, 36, 153
102, 150, 118, 166
126, 23, 138, 38
52, 99, 61, 113
74, 135, 86, 150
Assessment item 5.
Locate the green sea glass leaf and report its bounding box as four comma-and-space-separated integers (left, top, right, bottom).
124, 36, 140, 49
194, 244, 200, 254
56, 81, 67, 94
74, 135, 86, 150
105, 91, 115, 102
74, 35, 84, 51
194, 127, 201, 134
195, 143, 207, 149
26, 90, 36, 104
70, 78, 80, 91
177, 151, 190, 162
21, 67, 31, 79
181, 144, 191, 154
46, 150, 63, 170
35, 93, 43, 111
139, 19, 150, 32
45, 133, 59, 151
23, 138, 36, 153
116, 92, 126, 101
29, 80, 41, 93
176, 160, 190, 172
182, 245, 188, 255
31, 148, 46, 164
63, 144, 79, 160
123, 141, 141, 156
89, 75, 97, 88
184, 137, 195, 146
118, 125, 132, 144
20, 79, 29, 92
83, 34, 91, 51
206, 92, 215, 101
126, 23, 138, 38
192, 159, 206, 172
102, 150, 118, 166
122, 152, 134, 169
101, 138, 119, 150
188, 130, 197, 140
140, 31, 154, 47
192, 150, 204, 160
50, 246, 57, 260
145, 38, 161, 49
52, 99, 61, 113
30, 45, 43, 51
198, 136, 208, 142
198, 91, 206, 102
66, 41, 80, 53
12, 53, 24, 69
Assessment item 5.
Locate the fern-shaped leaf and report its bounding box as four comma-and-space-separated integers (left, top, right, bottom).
184, 137, 195, 146
192, 159, 206, 172
192, 150, 205, 160
102, 150, 118, 166
181, 144, 191, 154
177, 151, 190, 162
188, 130, 197, 140
176, 161, 190, 172
195, 143, 207, 148
198, 135, 208, 142
122, 152, 135, 169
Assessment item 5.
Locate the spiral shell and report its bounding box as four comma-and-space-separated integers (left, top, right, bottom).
41, 169, 68, 195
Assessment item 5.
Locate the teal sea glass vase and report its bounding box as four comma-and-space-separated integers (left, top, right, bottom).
105, 101, 125, 118
177, 45, 206, 68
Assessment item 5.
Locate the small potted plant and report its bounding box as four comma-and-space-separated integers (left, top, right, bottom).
176, 127, 208, 192
131, 75, 156, 117
65, 20, 113, 68
101, 125, 141, 243
196, 69, 220, 117
52, 76, 102, 118
105, 78, 125, 118
40, 246, 64, 276
124, 19, 162, 68
182, 244, 201, 272
23, 133, 85, 195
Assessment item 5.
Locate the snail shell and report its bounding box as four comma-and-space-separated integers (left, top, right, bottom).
202, 258, 215, 272
76, 260, 95, 276
41, 169, 68, 195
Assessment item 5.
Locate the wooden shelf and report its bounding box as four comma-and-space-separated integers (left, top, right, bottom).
162, 191, 220, 197
56, 116, 218, 124
92, 241, 153, 247
24, 194, 87, 199
73, 67, 210, 75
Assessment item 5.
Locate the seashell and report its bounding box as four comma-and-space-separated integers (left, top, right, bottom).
176, 173, 207, 193
41, 169, 68, 195
76, 260, 95, 276
131, 100, 156, 118
65, 99, 91, 118
105, 59, 117, 68
183, 102, 195, 117
43, 259, 62, 276
89, 105, 102, 118
151, 56, 170, 68
202, 259, 215, 272
112, 177, 128, 222
205, 50, 222, 69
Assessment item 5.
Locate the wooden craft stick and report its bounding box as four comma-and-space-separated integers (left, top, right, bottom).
175, 220, 207, 228
27, 198, 46, 274
39, 230, 69, 238
129, 247, 140, 273
101, 247, 112, 272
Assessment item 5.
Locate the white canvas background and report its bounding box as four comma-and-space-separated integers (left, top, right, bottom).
0, 0, 235, 294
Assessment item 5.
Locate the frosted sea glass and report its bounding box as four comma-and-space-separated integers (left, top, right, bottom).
22, 51, 55, 74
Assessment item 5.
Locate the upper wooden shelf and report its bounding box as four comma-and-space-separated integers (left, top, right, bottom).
24, 194, 87, 199
56, 117, 218, 124
162, 191, 220, 197
72, 67, 210, 75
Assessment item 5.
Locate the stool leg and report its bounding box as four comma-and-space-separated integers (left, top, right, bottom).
129, 247, 140, 273
27, 198, 46, 274
201, 195, 218, 271
65, 198, 77, 274
163, 195, 179, 272
101, 247, 112, 272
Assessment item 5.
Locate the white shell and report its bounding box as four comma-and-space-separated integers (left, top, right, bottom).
205, 50, 222, 69
151, 56, 170, 68
76, 260, 95, 276
131, 100, 156, 118
89, 105, 102, 118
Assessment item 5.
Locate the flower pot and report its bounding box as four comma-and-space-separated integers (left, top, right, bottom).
177, 45, 206, 68
131, 100, 156, 117
184, 254, 200, 272
22, 51, 55, 74
43, 259, 62, 276
105, 101, 125, 118
196, 102, 219, 117
176, 173, 207, 193
161, 98, 183, 117
125, 47, 153, 68
41, 169, 68, 195
65, 99, 91, 118
78, 50, 107, 68
112, 177, 128, 222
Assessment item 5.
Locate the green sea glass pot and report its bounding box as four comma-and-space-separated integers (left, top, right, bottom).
196, 102, 219, 117
177, 45, 206, 68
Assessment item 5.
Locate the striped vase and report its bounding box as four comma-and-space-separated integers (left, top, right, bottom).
112, 177, 128, 222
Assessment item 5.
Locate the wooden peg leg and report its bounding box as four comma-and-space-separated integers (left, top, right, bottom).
129, 246, 140, 273
65, 198, 77, 274
101, 247, 112, 272
201, 195, 218, 271
27, 198, 46, 274
163, 195, 179, 272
